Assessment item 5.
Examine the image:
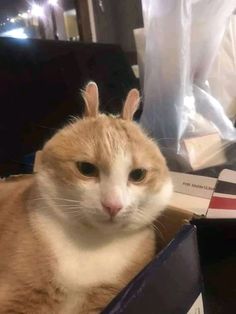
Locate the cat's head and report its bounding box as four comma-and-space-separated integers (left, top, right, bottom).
36, 82, 173, 234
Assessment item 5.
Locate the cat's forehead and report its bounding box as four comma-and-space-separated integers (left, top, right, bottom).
71, 116, 134, 147
46, 115, 164, 170
74, 116, 137, 165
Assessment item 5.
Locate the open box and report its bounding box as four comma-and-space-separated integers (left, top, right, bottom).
102, 170, 236, 314
101, 216, 236, 314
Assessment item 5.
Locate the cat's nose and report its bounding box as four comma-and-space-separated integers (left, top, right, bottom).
101, 201, 123, 217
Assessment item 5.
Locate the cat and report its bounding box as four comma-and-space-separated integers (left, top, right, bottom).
0, 82, 173, 314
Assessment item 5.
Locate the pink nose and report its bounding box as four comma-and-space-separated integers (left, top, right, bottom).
101, 201, 123, 216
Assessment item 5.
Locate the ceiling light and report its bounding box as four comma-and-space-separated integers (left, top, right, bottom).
31, 4, 44, 18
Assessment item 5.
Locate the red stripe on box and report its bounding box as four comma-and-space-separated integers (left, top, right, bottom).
209, 196, 236, 210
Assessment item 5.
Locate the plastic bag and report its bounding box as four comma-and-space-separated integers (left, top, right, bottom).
140, 0, 236, 172
208, 16, 236, 123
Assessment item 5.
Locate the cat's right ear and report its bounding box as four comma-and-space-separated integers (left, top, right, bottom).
82, 81, 99, 118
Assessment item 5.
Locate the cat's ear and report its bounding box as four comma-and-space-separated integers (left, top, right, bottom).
82, 81, 99, 118
121, 89, 140, 120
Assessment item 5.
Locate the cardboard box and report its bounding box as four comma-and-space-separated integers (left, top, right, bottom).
102, 223, 202, 314
102, 217, 236, 314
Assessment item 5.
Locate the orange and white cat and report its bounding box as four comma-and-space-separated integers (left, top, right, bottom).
0, 82, 173, 314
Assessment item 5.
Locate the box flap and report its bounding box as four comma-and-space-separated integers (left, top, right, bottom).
102, 225, 202, 314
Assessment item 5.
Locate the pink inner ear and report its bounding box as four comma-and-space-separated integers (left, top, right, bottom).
130, 96, 139, 113
85, 82, 98, 105
86, 82, 97, 95
83, 82, 99, 117
123, 89, 140, 119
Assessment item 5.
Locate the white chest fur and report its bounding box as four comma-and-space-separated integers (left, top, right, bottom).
33, 214, 151, 291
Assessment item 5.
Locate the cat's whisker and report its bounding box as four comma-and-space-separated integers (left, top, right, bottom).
154, 219, 167, 232
151, 223, 166, 244
65, 212, 84, 217
32, 206, 85, 219
134, 209, 166, 243
59, 209, 83, 214
134, 216, 166, 243
33, 204, 82, 209
33, 205, 82, 212
134, 210, 153, 225
60, 212, 82, 217
30, 197, 82, 204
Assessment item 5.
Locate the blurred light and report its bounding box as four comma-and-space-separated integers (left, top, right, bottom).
31, 4, 44, 18
1, 28, 28, 39
21, 12, 29, 19
48, 0, 58, 5
10, 18, 15, 23
7, 18, 10, 21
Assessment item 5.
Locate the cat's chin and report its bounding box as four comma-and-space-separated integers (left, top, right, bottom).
76, 217, 150, 235
87, 219, 127, 231
70, 215, 133, 234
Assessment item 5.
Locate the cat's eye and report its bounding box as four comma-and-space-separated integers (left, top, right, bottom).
76, 162, 98, 177
129, 168, 147, 183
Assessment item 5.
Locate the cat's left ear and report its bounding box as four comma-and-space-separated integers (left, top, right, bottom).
121, 89, 140, 120
82, 81, 99, 118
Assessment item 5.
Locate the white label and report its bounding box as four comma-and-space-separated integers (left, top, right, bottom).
187, 293, 204, 314
170, 172, 217, 199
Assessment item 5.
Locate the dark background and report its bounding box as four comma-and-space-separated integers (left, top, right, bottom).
0, 37, 138, 176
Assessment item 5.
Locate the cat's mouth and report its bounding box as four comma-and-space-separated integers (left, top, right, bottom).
98, 215, 123, 224
104, 216, 122, 224
73, 208, 133, 231
90, 213, 131, 230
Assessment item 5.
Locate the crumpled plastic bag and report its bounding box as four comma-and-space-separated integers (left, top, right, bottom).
140, 0, 236, 171
208, 15, 236, 123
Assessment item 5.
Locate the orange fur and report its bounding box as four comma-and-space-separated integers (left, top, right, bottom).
0, 177, 64, 313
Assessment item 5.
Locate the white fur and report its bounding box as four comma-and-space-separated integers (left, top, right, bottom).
99, 151, 133, 208
33, 213, 152, 291
33, 170, 172, 290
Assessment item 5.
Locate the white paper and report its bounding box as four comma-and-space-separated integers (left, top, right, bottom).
187, 293, 204, 314
169, 172, 217, 215
170, 172, 217, 199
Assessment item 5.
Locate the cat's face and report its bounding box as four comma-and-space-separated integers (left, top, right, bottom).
37, 83, 172, 234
